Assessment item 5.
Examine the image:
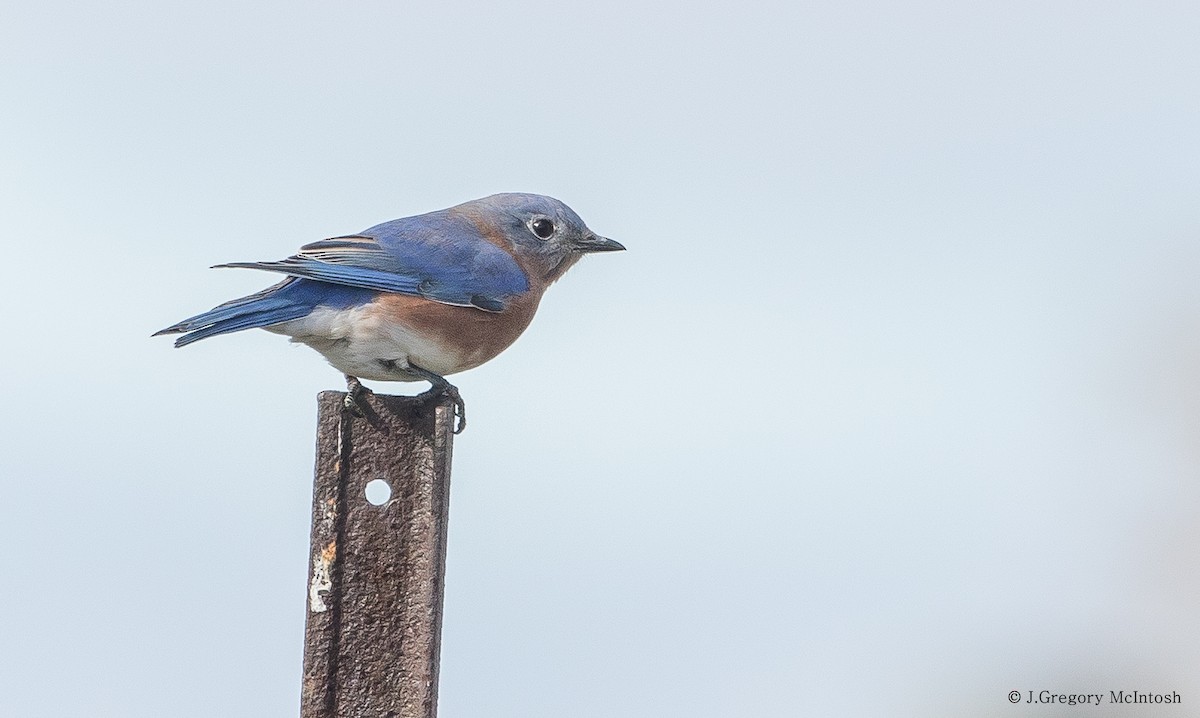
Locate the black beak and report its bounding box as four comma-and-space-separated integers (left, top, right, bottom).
573, 233, 626, 253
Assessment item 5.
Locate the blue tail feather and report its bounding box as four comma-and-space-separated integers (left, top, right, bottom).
155, 278, 376, 347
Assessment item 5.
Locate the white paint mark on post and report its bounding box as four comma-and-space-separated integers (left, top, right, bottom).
310, 541, 336, 612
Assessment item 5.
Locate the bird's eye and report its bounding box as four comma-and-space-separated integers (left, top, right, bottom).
530, 218, 555, 239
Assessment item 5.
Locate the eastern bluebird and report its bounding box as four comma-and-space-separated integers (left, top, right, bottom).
154, 193, 624, 431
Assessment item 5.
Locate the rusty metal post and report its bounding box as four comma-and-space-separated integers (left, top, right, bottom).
301, 391, 456, 718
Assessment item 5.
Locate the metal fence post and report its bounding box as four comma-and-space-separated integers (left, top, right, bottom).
301, 391, 455, 718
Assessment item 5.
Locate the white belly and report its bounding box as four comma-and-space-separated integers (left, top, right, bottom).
267, 304, 465, 381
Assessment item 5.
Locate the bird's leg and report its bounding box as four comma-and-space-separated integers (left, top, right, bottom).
407, 363, 466, 434
343, 374, 373, 416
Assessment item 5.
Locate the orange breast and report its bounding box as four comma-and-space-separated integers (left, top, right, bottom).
372, 291, 543, 372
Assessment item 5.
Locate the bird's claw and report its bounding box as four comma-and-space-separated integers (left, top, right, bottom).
343, 375, 373, 417
446, 385, 466, 434
416, 382, 466, 434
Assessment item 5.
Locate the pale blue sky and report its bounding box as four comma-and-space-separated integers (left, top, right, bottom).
3, 2, 1199, 716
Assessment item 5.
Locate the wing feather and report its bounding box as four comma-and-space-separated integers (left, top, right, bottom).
213, 217, 528, 312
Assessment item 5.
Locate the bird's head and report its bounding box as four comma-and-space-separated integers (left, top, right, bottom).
459, 193, 624, 282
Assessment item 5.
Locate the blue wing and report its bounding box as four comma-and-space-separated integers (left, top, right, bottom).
215, 211, 529, 312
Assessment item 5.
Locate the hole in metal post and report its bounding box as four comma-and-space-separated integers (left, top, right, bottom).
364, 479, 392, 506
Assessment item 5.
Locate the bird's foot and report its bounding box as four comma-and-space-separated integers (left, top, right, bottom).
418, 382, 466, 434
343, 375, 373, 417
410, 365, 467, 434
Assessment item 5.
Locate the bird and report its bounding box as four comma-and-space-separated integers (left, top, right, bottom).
154, 193, 624, 432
